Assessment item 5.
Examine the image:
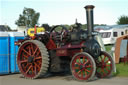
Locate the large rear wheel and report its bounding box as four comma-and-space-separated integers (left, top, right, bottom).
17, 40, 49, 79
96, 51, 114, 78
70, 52, 96, 81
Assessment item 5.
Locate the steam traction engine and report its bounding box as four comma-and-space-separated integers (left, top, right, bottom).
16, 5, 114, 80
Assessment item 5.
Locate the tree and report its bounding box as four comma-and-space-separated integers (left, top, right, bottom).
117, 15, 128, 24
15, 7, 40, 27
0, 25, 11, 31
6, 25, 12, 31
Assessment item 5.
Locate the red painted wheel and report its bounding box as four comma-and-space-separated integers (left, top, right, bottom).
96, 51, 114, 78
70, 52, 96, 81
17, 40, 49, 79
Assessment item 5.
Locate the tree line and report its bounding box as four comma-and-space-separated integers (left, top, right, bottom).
8, 7, 128, 31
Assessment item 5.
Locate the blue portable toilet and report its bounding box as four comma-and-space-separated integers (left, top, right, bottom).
8, 32, 24, 73
0, 32, 10, 74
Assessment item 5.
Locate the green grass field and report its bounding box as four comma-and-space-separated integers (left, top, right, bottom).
116, 63, 128, 77
105, 45, 128, 77
105, 45, 113, 51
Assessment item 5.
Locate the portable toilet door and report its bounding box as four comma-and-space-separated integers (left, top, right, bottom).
8, 32, 24, 73
0, 32, 10, 74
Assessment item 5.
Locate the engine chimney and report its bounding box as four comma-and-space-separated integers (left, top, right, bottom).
84, 5, 95, 38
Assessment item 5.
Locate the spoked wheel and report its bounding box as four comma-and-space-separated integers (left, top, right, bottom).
70, 52, 96, 81
96, 51, 114, 78
17, 40, 49, 79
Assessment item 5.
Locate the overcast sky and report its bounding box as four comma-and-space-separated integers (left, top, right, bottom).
0, 0, 128, 29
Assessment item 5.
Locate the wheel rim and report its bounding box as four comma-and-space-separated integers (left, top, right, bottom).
96, 51, 113, 78
17, 42, 42, 78
71, 54, 94, 80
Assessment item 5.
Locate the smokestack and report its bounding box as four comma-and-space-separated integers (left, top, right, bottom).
84, 5, 95, 38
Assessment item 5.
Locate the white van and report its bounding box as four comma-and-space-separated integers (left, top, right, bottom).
95, 25, 128, 45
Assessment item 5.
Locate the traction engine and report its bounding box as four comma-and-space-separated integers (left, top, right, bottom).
16, 5, 114, 80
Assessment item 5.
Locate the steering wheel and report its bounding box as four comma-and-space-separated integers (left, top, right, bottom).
50, 25, 69, 41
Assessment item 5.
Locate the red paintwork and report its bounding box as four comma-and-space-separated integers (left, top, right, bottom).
55, 41, 85, 57
56, 48, 82, 57
56, 49, 68, 56
46, 39, 56, 49
31, 25, 37, 40
45, 36, 86, 57
68, 49, 82, 57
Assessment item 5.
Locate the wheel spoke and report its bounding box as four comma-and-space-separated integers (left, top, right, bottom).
35, 56, 42, 60
86, 65, 91, 68
28, 46, 32, 56
74, 67, 79, 69
22, 49, 31, 56
31, 67, 34, 74
36, 51, 40, 57
103, 55, 106, 61
23, 54, 28, 59
34, 62, 41, 69
105, 59, 109, 63
102, 56, 106, 63
105, 67, 110, 72
75, 62, 81, 65
83, 56, 85, 63
33, 47, 38, 56
24, 64, 30, 70
101, 68, 104, 73
77, 70, 81, 74
26, 65, 32, 74
84, 69, 87, 76
30, 43, 34, 55
106, 64, 111, 66
84, 60, 89, 65
37, 60, 42, 65
78, 58, 81, 63
81, 71, 83, 78
20, 59, 28, 64
85, 69, 90, 73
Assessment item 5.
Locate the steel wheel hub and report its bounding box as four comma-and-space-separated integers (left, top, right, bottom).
102, 63, 106, 68
28, 56, 34, 63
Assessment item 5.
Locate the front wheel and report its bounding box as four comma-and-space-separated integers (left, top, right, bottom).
70, 52, 96, 81
95, 51, 114, 78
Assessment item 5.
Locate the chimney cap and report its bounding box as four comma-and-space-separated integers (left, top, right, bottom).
84, 5, 95, 9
